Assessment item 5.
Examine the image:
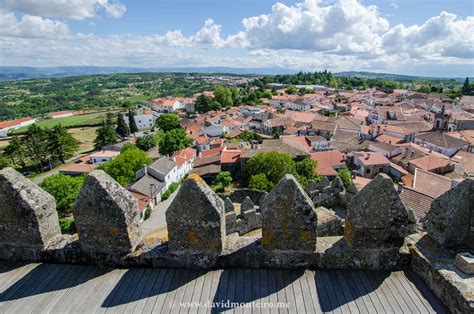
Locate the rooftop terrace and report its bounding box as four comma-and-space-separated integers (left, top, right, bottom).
0, 262, 446, 313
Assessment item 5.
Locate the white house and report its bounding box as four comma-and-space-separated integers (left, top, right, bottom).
136, 156, 179, 190
89, 150, 120, 164
128, 113, 155, 130
173, 147, 197, 178
0, 117, 37, 137
413, 131, 469, 157
149, 98, 185, 113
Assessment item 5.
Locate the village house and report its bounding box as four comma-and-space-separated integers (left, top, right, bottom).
407, 154, 455, 175
0, 117, 37, 137
369, 106, 407, 124
310, 150, 346, 177
127, 112, 156, 130
368, 142, 402, 158
89, 150, 120, 165
148, 98, 186, 113
173, 147, 196, 179
352, 151, 390, 178
48, 111, 74, 119
413, 131, 468, 156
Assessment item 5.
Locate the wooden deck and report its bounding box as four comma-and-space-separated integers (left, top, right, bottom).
0, 262, 447, 313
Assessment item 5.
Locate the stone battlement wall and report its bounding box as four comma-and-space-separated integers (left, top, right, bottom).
1, 167, 472, 312
0, 167, 472, 270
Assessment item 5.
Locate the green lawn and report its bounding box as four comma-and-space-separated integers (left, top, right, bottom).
12, 112, 114, 133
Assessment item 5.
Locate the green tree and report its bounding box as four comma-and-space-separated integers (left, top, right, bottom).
128, 109, 139, 134
246, 151, 296, 186
94, 114, 118, 150
48, 124, 79, 163
462, 77, 471, 95
296, 158, 317, 181
195, 95, 214, 113
156, 113, 180, 132
116, 112, 130, 139
249, 173, 273, 192
337, 168, 353, 189
120, 143, 137, 152
158, 128, 193, 155
39, 174, 84, 214
286, 85, 297, 94
100, 148, 151, 186
23, 124, 49, 170
0, 155, 11, 169
215, 171, 232, 187
136, 134, 158, 151
214, 86, 233, 108
239, 130, 254, 142
4, 136, 28, 167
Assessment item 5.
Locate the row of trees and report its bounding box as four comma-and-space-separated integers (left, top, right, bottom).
3, 124, 79, 170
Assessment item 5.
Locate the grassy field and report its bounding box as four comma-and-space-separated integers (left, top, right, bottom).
12, 111, 118, 133
68, 126, 99, 154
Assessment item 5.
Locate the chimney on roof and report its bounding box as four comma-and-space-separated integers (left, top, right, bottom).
365, 153, 370, 160
144, 165, 148, 176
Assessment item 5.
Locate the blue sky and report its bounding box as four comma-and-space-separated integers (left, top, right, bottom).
0, 0, 473, 77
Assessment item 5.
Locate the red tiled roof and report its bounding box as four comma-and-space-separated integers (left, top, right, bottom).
221, 150, 242, 164
353, 152, 390, 166
59, 163, 97, 174
128, 191, 151, 211
200, 146, 222, 158
0, 117, 35, 129
50, 110, 73, 116
310, 150, 345, 167
173, 147, 196, 167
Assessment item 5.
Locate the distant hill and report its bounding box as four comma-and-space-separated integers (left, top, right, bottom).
0, 66, 296, 81
0, 66, 469, 82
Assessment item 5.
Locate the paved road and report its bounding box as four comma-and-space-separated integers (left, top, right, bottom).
141, 188, 179, 239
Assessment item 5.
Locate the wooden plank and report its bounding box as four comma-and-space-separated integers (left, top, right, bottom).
188, 270, 206, 314
274, 270, 288, 314
289, 271, 306, 313
242, 269, 252, 314
281, 270, 297, 314
403, 271, 447, 314
378, 271, 410, 313
0, 264, 55, 312
151, 268, 175, 313
319, 270, 342, 314
162, 268, 185, 313
369, 270, 404, 313
333, 270, 360, 314
50, 265, 100, 313
196, 271, 214, 314
170, 268, 190, 314
345, 270, 376, 313
214, 269, 230, 313
265, 270, 279, 314
395, 271, 433, 313
123, 268, 154, 314
30, 263, 80, 313
258, 269, 271, 314
132, 268, 162, 314
224, 269, 237, 314
99, 268, 135, 313
233, 269, 245, 314
314, 271, 332, 313
141, 268, 169, 313
360, 270, 393, 313
303, 271, 321, 313
0, 263, 42, 298
72, 267, 119, 313
208, 270, 223, 313
386, 273, 421, 313
112, 268, 146, 314
6, 264, 69, 313
251, 269, 261, 314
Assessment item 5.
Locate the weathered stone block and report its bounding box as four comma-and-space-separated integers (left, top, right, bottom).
0, 168, 61, 250
224, 197, 234, 213
455, 252, 474, 275
240, 196, 255, 213
306, 180, 318, 193
73, 170, 142, 255
345, 173, 409, 249
331, 176, 344, 193
261, 174, 317, 252
319, 176, 330, 189
423, 178, 474, 250
317, 207, 344, 236
166, 174, 225, 253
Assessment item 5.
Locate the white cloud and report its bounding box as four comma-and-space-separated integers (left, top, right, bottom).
0, 11, 70, 38
191, 19, 224, 47
0, 0, 126, 20
240, 0, 389, 56
382, 12, 474, 60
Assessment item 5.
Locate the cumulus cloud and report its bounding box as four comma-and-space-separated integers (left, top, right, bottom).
0, 0, 126, 20
382, 11, 474, 60
0, 11, 70, 38
240, 0, 389, 56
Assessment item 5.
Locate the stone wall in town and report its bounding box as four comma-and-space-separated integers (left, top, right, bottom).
1, 167, 471, 312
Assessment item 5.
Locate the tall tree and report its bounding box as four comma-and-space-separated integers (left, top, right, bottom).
128, 109, 139, 134
156, 113, 180, 132
462, 77, 471, 95
158, 128, 193, 155
40, 174, 84, 214
116, 112, 130, 139
214, 86, 233, 108
3, 136, 28, 167
195, 95, 214, 113
23, 124, 49, 170
100, 148, 151, 186
93, 113, 117, 150
48, 124, 79, 163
